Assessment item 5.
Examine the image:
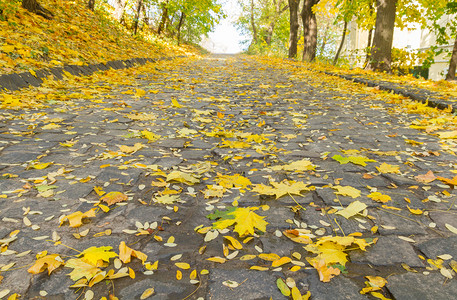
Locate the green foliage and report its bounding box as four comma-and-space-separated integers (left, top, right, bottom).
391, 47, 428, 75
0, 0, 20, 21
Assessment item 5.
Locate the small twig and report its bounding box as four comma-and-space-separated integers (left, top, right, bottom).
288, 193, 306, 211
181, 273, 202, 300
334, 218, 346, 236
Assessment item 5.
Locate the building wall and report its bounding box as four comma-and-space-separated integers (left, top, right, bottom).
342, 14, 455, 81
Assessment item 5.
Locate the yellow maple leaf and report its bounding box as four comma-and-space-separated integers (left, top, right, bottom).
118, 143, 144, 154
305, 241, 348, 266
100, 191, 128, 206
141, 130, 160, 142
65, 258, 101, 281
28, 162, 53, 170
78, 246, 117, 266
221, 139, 250, 149
376, 163, 400, 174
28, 254, 64, 275
270, 159, 316, 172
153, 195, 180, 204
437, 131, 457, 139
202, 185, 226, 198
368, 192, 391, 203
134, 89, 147, 98
42, 123, 61, 130
166, 171, 200, 185
119, 241, 147, 264
332, 185, 361, 198
60, 208, 96, 228
252, 179, 313, 199
335, 200, 367, 218
216, 174, 251, 189
212, 207, 268, 237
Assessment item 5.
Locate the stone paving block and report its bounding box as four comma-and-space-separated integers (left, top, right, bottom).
387, 272, 457, 300
306, 272, 368, 300
372, 209, 428, 236
417, 236, 457, 259
350, 236, 424, 267
207, 268, 284, 299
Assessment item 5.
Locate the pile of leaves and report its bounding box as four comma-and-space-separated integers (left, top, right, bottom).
0, 0, 194, 75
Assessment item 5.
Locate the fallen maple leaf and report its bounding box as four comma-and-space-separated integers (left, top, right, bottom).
252, 179, 314, 199
166, 171, 200, 185
100, 191, 128, 206
119, 241, 147, 264
215, 173, 251, 189
376, 163, 400, 174
270, 159, 316, 172
28, 254, 64, 275
78, 246, 118, 266
332, 155, 376, 166
368, 192, 391, 203
60, 208, 96, 228
65, 258, 101, 281
119, 143, 144, 154
211, 206, 268, 237
415, 170, 436, 183
306, 257, 341, 282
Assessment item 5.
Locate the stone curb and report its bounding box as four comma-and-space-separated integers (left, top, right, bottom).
0, 56, 181, 92
324, 72, 456, 114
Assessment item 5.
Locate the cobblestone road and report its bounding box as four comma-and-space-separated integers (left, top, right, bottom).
1, 55, 457, 299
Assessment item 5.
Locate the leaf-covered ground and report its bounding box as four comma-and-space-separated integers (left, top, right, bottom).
0, 55, 457, 299
0, 0, 193, 75
317, 62, 457, 103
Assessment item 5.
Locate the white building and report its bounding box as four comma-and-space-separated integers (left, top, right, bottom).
343, 14, 455, 80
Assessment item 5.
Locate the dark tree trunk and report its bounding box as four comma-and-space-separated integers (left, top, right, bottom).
87, 0, 95, 11
446, 36, 457, 80
157, 1, 169, 35
333, 20, 348, 65
368, 0, 397, 73
288, 0, 300, 58
176, 12, 186, 45
133, 0, 142, 35
141, 2, 149, 30
301, 0, 320, 62
319, 23, 329, 56
22, 0, 53, 19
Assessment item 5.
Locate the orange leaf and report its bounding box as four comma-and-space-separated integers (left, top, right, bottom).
60, 208, 96, 228
28, 254, 64, 275
437, 176, 457, 186
100, 191, 128, 206
119, 241, 147, 264
415, 171, 436, 183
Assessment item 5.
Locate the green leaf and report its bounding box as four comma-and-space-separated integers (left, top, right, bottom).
332, 155, 376, 166
276, 278, 291, 296
207, 207, 237, 220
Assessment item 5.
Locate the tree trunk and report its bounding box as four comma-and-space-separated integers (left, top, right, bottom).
265, 0, 288, 46
87, 0, 95, 11
141, 2, 149, 30
446, 35, 457, 80
176, 12, 186, 46
368, 0, 397, 72
133, 0, 142, 35
157, 1, 169, 35
22, 0, 53, 19
333, 20, 348, 65
319, 23, 329, 56
301, 0, 320, 62
288, 0, 300, 58
250, 0, 258, 46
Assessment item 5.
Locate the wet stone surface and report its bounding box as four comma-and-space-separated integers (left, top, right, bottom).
0, 55, 456, 299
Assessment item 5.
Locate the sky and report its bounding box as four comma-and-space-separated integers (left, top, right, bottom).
201, 0, 246, 54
